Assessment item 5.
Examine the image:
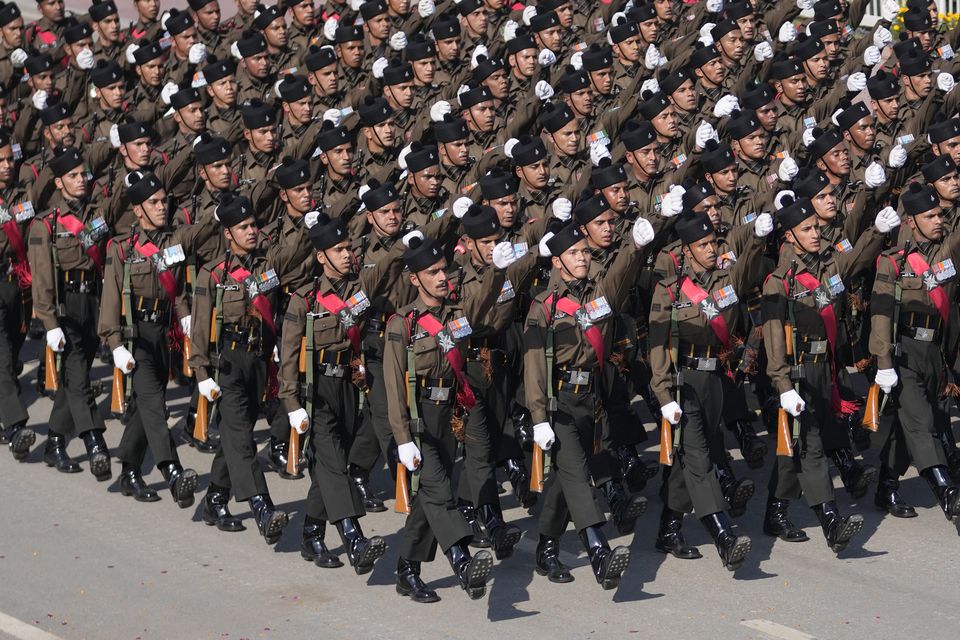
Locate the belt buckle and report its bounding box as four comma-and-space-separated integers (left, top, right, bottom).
809, 340, 827, 354
915, 327, 935, 342
428, 386, 450, 402
324, 363, 345, 377
696, 357, 717, 372
569, 370, 590, 385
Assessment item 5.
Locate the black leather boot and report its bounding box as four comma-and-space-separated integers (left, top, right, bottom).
578, 526, 630, 590
201, 486, 245, 532
43, 433, 80, 473
512, 408, 533, 448
158, 461, 198, 509
348, 464, 386, 512
181, 411, 218, 453
614, 444, 648, 492
534, 535, 573, 583
701, 512, 751, 571
921, 465, 960, 522
812, 501, 864, 553
502, 458, 537, 509
654, 506, 702, 559
301, 516, 343, 568
457, 501, 490, 548
716, 461, 754, 518
762, 496, 809, 541
732, 419, 767, 469
874, 468, 917, 518
118, 464, 160, 502
266, 436, 302, 480
937, 428, 960, 482
446, 543, 493, 599
5, 423, 35, 461
396, 558, 440, 603
335, 516, 386, 575
475, 503, 522, 560
828, 447, 877, 499
81, 430, 111, 481
599, 480, 647, 535
248, 494, 288, 544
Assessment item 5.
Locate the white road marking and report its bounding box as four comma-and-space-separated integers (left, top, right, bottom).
0, 612, 65, 640
741, 619, 817, 640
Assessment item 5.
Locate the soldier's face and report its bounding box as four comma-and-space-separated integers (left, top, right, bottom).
291, 1, 315, 25
804, 51, 829, 81
386, 82, 414, 109
97, 80, 126, 109
935, 172, 960, 201
909, 208, 944, 241
338, 41, 364, 68
467, 101, 496, 132
517, 160, 549, 189
511, 49, 538, 79
639, 20, 658, 44
136, 0, 160, 21
176, 102, 206, 132
818, 144, 850, 178
735, 15, 755, 41
651, 106, 677, 139
135, 190, 168, 229
365, 14, 390, 40
280, 183, 312, 212
194, 3, 222, 31
553, 241, 590, 279
174, 27, 198, 55
1, 17, 24, 48
467, 234, 499, 265
209, 75, 238, 106
683, 234, 718, 269
264, 17, 288, 48
441, 139, 469, 166
567, 87, 594, 116
935, 136, 960, 165
201, 159, 232, 190
909, 30, 935, 51
483, 69, 509, 100
411, 259, 449, 298
121, 137, 152, 168
237, 0, 259, 14
844, 116, 876, 151
69, 40, 94, 65
95, 15, 121, 43
626, 145, 658, 178
39, 0, 64, 22
600, 182, 628, 213
226, 217, 258, 252
670, 79, 697, 112
786, 216, 821, 253
367, 201, 402, 235
436, 37, 460, 61
906, 72, 932, 98
321, 142, 354, 176
388, 0, 410, 14
46, 118, 75, 148
582, 210, 617, 248
0, 145, 13, 185
245, 124, 276, 153
411, 165, 442, 198
777, 74, 807, 103
706, 165, 736, 194
811, 184, 837, 221
412, 58, 436, 84
309, 64, 338, 95
56, 165, 87, 200
137, 58, 165, 86
755, 102, 777, 131
536, 26, 563, 54
822, 34, 840, 60
462, 9, 487, 37
319, 241, 354, 274
485, 194, 517, 227
872, 95, 899, 122
550, 120, 580, 156
694, 197, 722, 227
734, 130, 765, 161
718, 30, 745, 63
30, 70, 56, 93
284, 95, 313, 124
698, 58, 725, 86
244, 52, 271, 78
555, 4, 574, 28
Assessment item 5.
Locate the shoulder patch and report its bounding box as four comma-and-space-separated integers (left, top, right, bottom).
284, 312, 298, 322
30, 237, 42, 245
651, 303, 661, 312
388, 331, 403, 342
194, 286, 207, 296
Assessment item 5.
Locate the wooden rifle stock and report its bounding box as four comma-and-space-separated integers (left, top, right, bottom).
776, 408, 794, 457
395, 463, 411, 513
195, 394, 209, 442
110, 368, 125, 416
784, 323, 794, 357
44, 346, 58, 392
529, 443, 545, 493
659, 417, 674, 466
182, 336, 192, 377
862, 383, 880, 433
287, 427, 302, 477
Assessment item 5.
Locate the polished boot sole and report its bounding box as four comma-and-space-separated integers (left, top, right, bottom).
173, 470, 199, 509
722, 536, 752, 571
301, 549, 344, 569
353, 536, 387, 575
845, 466, 878, 499
742, 442, 768, 470
614, 496, 648, 535
463, 550, 494, 599
828, 515, 864, 553
88, 453, 112, 481
726, 480, 755, 518
598, 546, 631, 590
492, 528, 522, 560
261, 512, 289, 545
9, 428, 35, 461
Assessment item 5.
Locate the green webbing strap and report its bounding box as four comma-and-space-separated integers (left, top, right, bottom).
670, 257, 683, 451
406, 310, 422, 496
121, 247, 134, 409
300, 277, 320, 456
49, 221, 61, 381
882, 241, 912, 415
786, 261, 801, 444
544, 287, 559, 479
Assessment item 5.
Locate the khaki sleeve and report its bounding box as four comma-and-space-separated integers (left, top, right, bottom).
762, 275, 793, 395
647, 282, 676, 408
522, 302, 550, 426
837, 226, 885, 281
189, 267, 215, 382
27, 218, 57, 331
869, 256, 897, 370
383, 314, 414, 445
279, 292, 307, 414
97, 240, 125, 350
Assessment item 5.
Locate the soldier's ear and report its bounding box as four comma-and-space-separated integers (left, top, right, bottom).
54, 176, 64, 192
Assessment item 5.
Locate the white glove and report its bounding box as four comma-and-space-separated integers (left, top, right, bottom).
46, 327, 65, 352
551, 198, 572, 221
774, 190, 795, 210
695, 120, 718, 150
570, 51, 583, 71
590, 142, 611, 167
847, 72, 867, 92
888, 144, 908, 169
660, 401, 682, 425
304, 210, 321, 228
430, 100, 452, 122
453, 197, 472, 219
864, 161, 887, 188
754, 212, 774, 237
322, 108, 343, 126
230, 41, 242, 60
780, 389, 805, 417
471, 44, 488, 68
538, 48, 557, 67
522, 6, 538, 26
778, 22, 797, 44
198, 378, 221, 401
492, 242, 519, 269
699, 23, 716, 41
938, 72, 956, 93
161, 81, 178, 105
504, 138, 519, 159
778, 156, 799, 182
874, 206, 901, 233
644, 44, 666, 70
349, 0, 363, 10
502, 19, 519, 42
640, 78, 660, 95
372, 57, 389, 79
10, 48, 27, 68
124, 43, 139, 65
32, 90, 48, 111
288, 408, 310, 434
535, 80, 554, 101
863, 45, 882, 67
873, 25, 893, 48
418, 0, 435, 17
533, 422, 555, 450
797, 0, 814, 9
390, 31, 407, 51
880, 0, 899, 22
180, 315, 191, 337
402, 229, 424, 247
76, 48, 95, 70
662, 185, 685, 217
398, 441, 421, 471
754, 41, 774, 62
188, 42, 207, 65
109, 124, 121, 149
802, 127, 817, 148
706, 0, 724, 12
875, 368, 898, 394
112, 345, 136, 373
323, 17, 338, 41
714, 94, 740, 118
632, 217, 655, 247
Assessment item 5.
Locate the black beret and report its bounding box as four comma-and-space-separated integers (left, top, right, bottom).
457, 0, 483, 15
63, 19, 94, 44
165, 8, 194, 37
795, 35, 825, 61
118, 120, 152, 143
581, 43, 613, 71
89, 59, 123, 87
794, 168, 830, 198
170, 84, 201, 109
49, 147, 84, 177
202, 55, 236, 82
901, 182, 939, 216
741, 81, 776, 109
539, 102, 575, 133
133, 40, 165, 65
608, 14, 639, 44
25, 53, 55, 76
359, 96, 393, 126
40, 101, 73, 126
404, 235, 444, 271
621, 120, 657, 151
711, 20, 740, 41
316, 122, 351, 151
807, 19, 839, 38
928, 117, 960, 143
472, 56, 505, 83
511, 135, 547, 165
193, 134, 232, 164
361, 179, 399, 210
479, 168, 519, 199
867, 70, 899, 99
382, 59, 413, 86
676, 210, 714, 244
573, 194, 610, 225
725, 0, 753, 20
893, 37, 922, 62
217, 192, 254, 227
923, 154, 957, 182
127, 171, 163, 205
461, 204, 501, 239
689, 42, 720, 69
769, 55, 803, 80
240, 99, 276, 129
529, 10, 560, 32
188, 0, 216, 9
701, 140, 735, 173
308, 212, 348, 250
900, 49, 931, 76
835, 101, 871, 131
359, 0, 388, 20
659, 68, 690, 96
275, 157, 310, 188
813, 0, 842, 19
557, 66, 590, 94
0, 2, 21, 27
627, 3, 657, 22
545, 222, 585, 255
404, 33, 436, 61
434, 115, 468, 143
276, 74, 310, 102
590, 159, 627, 189
807, 128, 844, 159
903, 5, 933, 31
430, 13, 461, 40
459, 84, 493, 109
253, 3, 284, 29
776, 195, 815, 229
637, 90, 670, 119
88, 0, 117, 22
505, 30, 537, 55
334, 24, 363, 43
304, 44, 337, 71
681, 182, 715, 211
406, 142, 439, 173
237, 31, 268, 57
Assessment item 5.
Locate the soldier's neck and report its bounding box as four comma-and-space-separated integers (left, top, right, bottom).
417, 291, 444, 309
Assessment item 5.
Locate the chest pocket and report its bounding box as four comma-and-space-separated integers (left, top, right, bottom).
412, 333, 440, 375
54, 233, 83, 266
313, 313, 341, 343
676, 304, 702, 323
899, 274, 924, 291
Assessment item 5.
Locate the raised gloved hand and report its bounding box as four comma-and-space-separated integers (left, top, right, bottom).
880, 0, 899, 22
864, 161, 887, 188
198, 378, 221, 401
778, 155, 799, 181
847, 71, 867, 92
538, 48, 557, 67
323, 16, 338, 41
390, 31, 408, 51
774, 189, 795, 210
862, 45, 881, 68
937, 71, 956, 93
492, 242, 519, 269
802, 127, 817, 147
522, 5, 538, 26
161, 81, 178, 105
874, 206, 901, 233
538, 231, 554, 257
644, 43, 666, 70
402, 229, 424, 246
453, 197, 472, 219
778, 21, 797, 44
887, 144, 908, 168
551, 198, 572, 221
188, 42, 207, 64
660, 401, 682, 425
109, 124, 121, 149
570, 51, 584, 70
32, 90, 48, 111
372, 56, 389, 79
699, 23, 716, 43
10, 48, 27, 68
398, 441, 421, 471
796, 0, 814, 8
349, 0, 363, 10
875, 368, 898, 394
706, 0, 724, 11
418, 0, 435, 18
754, 212, 774, 237
288, 408, 310, 434
633, 217, 655, 247
323, 107, 343, 126
714, 94, 740, 118
503, 138, 519, 159
76, 47, 95, 70
304, 210, 321, 228
873, 25, 893, 48
180, 315, 191, 337
590, 141, 611, 166
470, 44, 488, 67
430, 100, 452, 122
533, 422, 555, 450
780, 389, 805, 417
662, 185, 685, 217
695, 120, 718, 150
535, 80, 554, 101
640, 78, 660, 95
112, 345, 136, 373
502, 19, 519, 41
753, 41, 773, 62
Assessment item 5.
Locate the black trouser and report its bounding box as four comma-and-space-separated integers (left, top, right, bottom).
399, 401, 472, 562
603, 358, 647, 447
209, 347, 269, 501
537, 389, 607, 539
116, 322, 179, 468
48, 291, 106, 437
495, 322, 526, 463
768, 360, 834, 506
348, 350, 396, 472
0, 280, 28, 428
457, 356, 507, 508
304, 373, 366, 522
660, 369, 727, 516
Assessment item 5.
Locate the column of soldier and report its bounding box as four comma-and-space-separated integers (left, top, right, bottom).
1, 0, 960, 603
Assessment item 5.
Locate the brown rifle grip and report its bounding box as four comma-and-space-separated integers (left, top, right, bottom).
784, 323, 794, 357
209, 311, 217, 344
659, 417, 674, 466
298, 336, 307, 373
195, 395, 209, 442
110, 368, 124, 416
287, 427, 301, 476
776, 408, 794, 457
182, 336, 192, 377
529, 444, 544, 493
395, 463, 411, 514
44, 346, 58, 392
862, 383, 880, 433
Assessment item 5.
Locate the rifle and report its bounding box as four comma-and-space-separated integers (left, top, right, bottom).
112, 228, 138, 422
660, 253, 685, 466
196, 249, 231, 442
396, 307, 423, 513
531, 285, 559, 493
289, 276, 321, 477
877, 240, 913, 419
182, 264, 197, 378
777, 260, 801, 457
44, 215, 63, 396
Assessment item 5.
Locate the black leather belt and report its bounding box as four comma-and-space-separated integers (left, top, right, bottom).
61, 269, 97, 293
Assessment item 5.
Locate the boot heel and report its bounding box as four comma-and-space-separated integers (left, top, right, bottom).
725, 536, 752, 571
831, 515, 864, 553
494, 528, 522, 560
354, 536, 386, 575
464, 550, 493, 599
174, 470, 199, 508
600, 546, 630, 590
